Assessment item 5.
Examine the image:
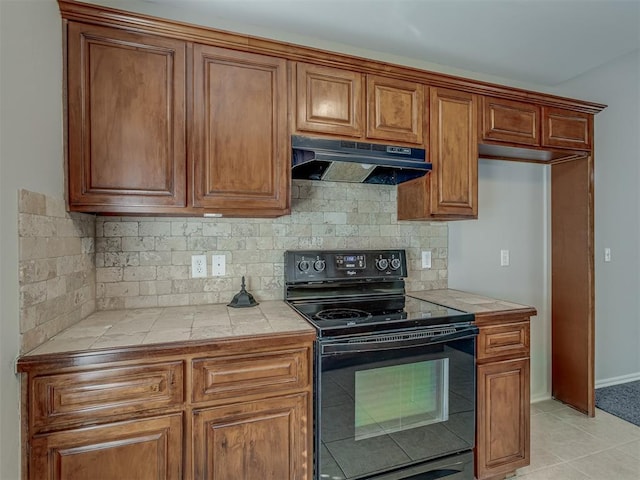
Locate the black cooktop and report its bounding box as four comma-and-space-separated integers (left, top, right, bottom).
289, 295, 474, 338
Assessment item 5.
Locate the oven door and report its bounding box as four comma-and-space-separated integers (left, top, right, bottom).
316, 325, 478, 480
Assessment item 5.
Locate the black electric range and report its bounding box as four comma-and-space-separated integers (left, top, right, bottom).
284, 249, 474, 338
284, 249, 478, 480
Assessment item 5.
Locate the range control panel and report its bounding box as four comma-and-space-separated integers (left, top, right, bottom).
284, 250, 407, 283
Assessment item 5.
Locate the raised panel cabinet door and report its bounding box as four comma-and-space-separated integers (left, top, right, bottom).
193, 393, 310, 480
66, 22, 186, 212
30, 414, 182, 480
192, 46, 289, 215
430, 88, 478, 217
366, 75, 424, 144
295, 63, 364, 137
542, 107, 592, 150
476, 358, 530, 480
482, 97, 540, 146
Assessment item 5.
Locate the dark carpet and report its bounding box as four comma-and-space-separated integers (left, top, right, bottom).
595, 380, 640, 427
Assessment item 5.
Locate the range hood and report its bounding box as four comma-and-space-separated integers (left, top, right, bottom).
292, 135, 430, 185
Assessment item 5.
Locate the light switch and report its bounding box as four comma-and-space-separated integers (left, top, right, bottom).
421, 251, 432, 269
212, 254, 226, 276
604, 248, 611, 262
500, 249, 510, 267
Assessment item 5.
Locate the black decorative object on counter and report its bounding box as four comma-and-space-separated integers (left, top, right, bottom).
228, 276, 259, 308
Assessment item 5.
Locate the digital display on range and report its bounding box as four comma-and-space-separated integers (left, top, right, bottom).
336, 254, 366, 269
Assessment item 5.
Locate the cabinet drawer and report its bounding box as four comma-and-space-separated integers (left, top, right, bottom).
31, 361, 183, 431
482, 97, 540, 146
542, 107, 592, 150
477, 322, 530, 361
192, 348, 309, 403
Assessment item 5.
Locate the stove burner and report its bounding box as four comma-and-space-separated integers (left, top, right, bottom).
315, 308, 373, 321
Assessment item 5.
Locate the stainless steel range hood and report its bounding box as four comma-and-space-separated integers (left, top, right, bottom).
292, 135, 430, 185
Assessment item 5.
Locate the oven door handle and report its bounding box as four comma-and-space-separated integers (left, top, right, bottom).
320, 326, 478, 355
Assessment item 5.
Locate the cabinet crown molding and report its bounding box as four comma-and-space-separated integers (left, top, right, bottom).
58, 0, 606, 114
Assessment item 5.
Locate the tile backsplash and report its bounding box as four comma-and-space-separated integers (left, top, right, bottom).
16, 182, 447, 351
95, 180, 448, 310
18, 190, 96, 352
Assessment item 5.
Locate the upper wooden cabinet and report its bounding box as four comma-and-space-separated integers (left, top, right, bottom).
192, 46, 289, 215
295, 63, 424, 145
542, 107, 592, 150
398, 87, 478, 220
65, 22, 289, 217
366, 75, 424, 144
295, 63, 363, 137
66, 23, 187, 211
59, 1, 604, 219
482, 97, 540, 146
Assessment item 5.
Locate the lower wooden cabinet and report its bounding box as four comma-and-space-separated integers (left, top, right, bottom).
193, 393, 309, 479
19, 332, 314, 480
476, 359, 530, 479
475, 317, 532, 480
30, 414, 183, 480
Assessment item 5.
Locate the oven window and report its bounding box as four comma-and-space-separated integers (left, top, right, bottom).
354, 358, 448, 440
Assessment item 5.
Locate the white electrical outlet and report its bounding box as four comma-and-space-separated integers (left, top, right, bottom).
191, 255, 207, 278
212, 254, 226, 276
421, 251, 432, 269
500, 249, 510, 267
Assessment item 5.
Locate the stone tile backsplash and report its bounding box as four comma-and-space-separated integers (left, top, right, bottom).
18, 190, 96, 353
15, 181, 448, 351
95, 180, 448, 310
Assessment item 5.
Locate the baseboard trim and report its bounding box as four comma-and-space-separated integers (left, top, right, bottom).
530, 393, 552, 404
596, 372, 640, 389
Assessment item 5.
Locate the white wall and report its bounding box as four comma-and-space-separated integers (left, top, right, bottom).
448, 161, 550, 401
552, 50, 640, 385
0, 1, 64, 478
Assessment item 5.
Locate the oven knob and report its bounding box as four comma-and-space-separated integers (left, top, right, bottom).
390, 258, 401, 270
313, 260, 326, 272
376, 258, 389, 271
298, 260, 310, 272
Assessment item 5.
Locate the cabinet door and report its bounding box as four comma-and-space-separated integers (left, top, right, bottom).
542, 107, 592, 150
482, 97, 540, 146
430, 88, 478, 217
193, 393, 310, 480
397, 88, 478, 220
30, 414, 182, 480
295, 63, 363, 137
192, 46, 289, 215
366, 75, 424, 144
67, 23, 186, 212
476, 358, 530, 480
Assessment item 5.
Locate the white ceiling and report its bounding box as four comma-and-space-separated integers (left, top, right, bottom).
139, 0, 640, 86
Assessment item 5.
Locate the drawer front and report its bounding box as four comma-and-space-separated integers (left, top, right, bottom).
32, 361, 183, 431
542, 107, 592, 150
482, 97, 540, 146
192, 348, 309, 403
478, 322, 530, 361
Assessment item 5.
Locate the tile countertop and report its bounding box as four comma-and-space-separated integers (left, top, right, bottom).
23, 301, 314, 357
409, 288, 537, 320
23, 289, 535, 358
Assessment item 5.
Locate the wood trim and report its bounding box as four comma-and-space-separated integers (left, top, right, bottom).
17, 330, 316, 373
551, 155, 595, 416
57, 0, 606, 114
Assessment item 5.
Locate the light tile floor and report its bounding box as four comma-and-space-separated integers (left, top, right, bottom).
512, 399, 640, 479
